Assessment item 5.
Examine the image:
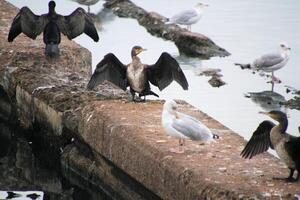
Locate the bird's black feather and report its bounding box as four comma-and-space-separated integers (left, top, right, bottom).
241, 120, 275, 159
285, 136, 300, 165
147, 52, 188, 91
87, 53, 127, 90
7, 3, 99, 44
8, 7, 48, 42
58, 8, 99, 41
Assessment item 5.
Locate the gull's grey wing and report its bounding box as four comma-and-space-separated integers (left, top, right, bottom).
241, 120, 275, 159
57, 8, 99, 41
8, 7, 48, 42
170, 10, 197, 24
146, 52, 188, 91
253, 53, 284, 69
171, 113, 209, 140
87, 53, 127, 90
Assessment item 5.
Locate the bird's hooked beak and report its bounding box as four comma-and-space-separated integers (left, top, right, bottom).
258, 111, 278, 120
197, 3, 209, 7
258, 111, 268, 115
136, 48, 147, 55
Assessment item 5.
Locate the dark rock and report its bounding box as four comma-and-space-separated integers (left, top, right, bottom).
208, 75, 226, 87
104, 0, 230, 58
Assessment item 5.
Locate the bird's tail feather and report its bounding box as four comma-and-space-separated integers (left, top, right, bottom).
87, 76, 97, 90
212, 133, 219, 139
149, 90, 159, 97
45, 43, 59, 58
234, 63, 251, 70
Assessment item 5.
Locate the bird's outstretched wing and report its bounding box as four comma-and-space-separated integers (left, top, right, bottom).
146, 52, 188, 91
57, 8, 99, 41
8, 7, 48, 42
241, 120, 275, 159
87, 53, 127, 90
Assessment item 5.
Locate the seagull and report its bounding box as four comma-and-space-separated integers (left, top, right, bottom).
241, 110, 300, 182
161, 100, 218, 153
8, 1, 99, 57
87, 46, 189, 102
167, 3, 209, 31
235, 43, 291, 83
70, 0, 100, 13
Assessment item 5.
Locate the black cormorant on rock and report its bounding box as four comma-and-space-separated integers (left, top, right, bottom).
8, 1, 99, 57
87, 46, 189, 101
241, 110, 300, 182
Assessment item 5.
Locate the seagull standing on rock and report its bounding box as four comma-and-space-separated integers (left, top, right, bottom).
161, 100, 218, 153
235, 43, 291, 83
166, 3, 209, 31
70, 0, 100, 13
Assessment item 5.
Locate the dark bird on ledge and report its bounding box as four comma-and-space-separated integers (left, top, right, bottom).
87, 46, 189, 102
241, 110, 300, 182
7, 1, 99, 57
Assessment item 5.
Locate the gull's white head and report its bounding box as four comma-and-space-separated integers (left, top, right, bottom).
163, 100, 178, 114
279, 42, 291, 53
195, 2, 209, 10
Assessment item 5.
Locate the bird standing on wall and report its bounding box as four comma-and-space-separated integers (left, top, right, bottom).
8, 1, 99, 57
241, 110, 300, 182
166, 3, 208, 31
161, 100, 218, 153
235, 43, 291, 83
87, 46, 189, 102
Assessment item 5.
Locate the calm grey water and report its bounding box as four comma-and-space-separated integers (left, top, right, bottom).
8, 0, 300, 142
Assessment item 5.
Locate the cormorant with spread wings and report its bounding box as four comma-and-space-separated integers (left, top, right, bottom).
241, 110, 300, 182
8, 1, 99, 57
87, 46, 189, 101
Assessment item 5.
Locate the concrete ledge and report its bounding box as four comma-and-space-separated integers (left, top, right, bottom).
0, 0, 299, 199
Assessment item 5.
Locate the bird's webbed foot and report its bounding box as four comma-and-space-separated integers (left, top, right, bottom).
273, 169, 299, 183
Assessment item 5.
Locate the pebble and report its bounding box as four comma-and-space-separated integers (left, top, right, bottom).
218, 167, 227, 172
267, 183, 275, 187
156, 140, 167, 143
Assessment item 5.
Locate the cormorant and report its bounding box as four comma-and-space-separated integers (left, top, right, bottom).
87, 46, 189, 102
241, 110, 300, 182
8, 1, 99, 57
166, 3, 209, 31
162, 100, 218, 153
235, 43, 291, 83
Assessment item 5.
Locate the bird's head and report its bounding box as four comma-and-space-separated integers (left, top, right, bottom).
279, 42, 291, 53
195, 2, 209, 9
259, 110, 288, 122
163, 100, 178, 114
131, 46, 147, 57
49, 1, 56, 11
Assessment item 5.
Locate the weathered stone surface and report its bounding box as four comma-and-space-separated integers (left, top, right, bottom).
104, 0, 230, 59
0, 0, 299, 199
285, 95, 300, 110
